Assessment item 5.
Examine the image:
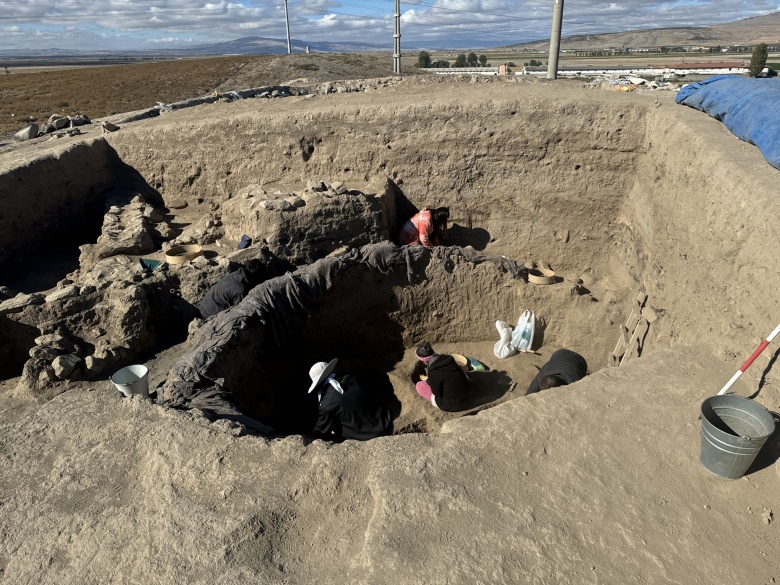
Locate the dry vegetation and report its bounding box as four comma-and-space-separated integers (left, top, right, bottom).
0, 53, 412, 135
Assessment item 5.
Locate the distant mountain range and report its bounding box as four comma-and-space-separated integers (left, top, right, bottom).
502, 11, 780, 51
0, 36, 412, 58
1, 12, 778, 58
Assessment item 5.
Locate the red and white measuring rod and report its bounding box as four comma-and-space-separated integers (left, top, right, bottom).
717, 322, 780, 395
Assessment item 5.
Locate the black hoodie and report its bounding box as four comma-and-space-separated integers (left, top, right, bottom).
525, 349, 588, 395
426, 354, 475, 412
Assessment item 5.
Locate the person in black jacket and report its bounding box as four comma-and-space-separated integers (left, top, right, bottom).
308, 359, 393, 441
198, 254, 292, 319
413, 343, 475, 412
525, 349, 588, 395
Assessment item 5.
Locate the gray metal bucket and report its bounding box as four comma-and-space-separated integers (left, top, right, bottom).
700, 395, 775, 479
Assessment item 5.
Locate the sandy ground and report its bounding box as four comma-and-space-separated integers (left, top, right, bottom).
0, 345, 778, 584
0, 76, 779, 583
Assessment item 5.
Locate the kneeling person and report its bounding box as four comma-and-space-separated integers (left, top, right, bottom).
414, 343, 475, 412
308, 359, 393, 441
198, 258, 272, 320
526, 349, 588, 395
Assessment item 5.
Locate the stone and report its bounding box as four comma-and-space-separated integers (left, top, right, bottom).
0, 293, 45, 315
259, 199, 295, 212
68, 114, 91, 126
45, 284, 79, 303
52, 354, 81, 379
221, 178, 397, 265
238, 184, 267, 200
29, 346, 58, 361
38, 367, 56, 384
77, 199, 157, 271
330, 181, 347, 195
143, 206, 165, 222
168, 199, 188, 210
102, 121, 120, 133
51, 116, 69, 130
84, 356, 106, 376
13, 124, 38, 142
34, 333, 72, 352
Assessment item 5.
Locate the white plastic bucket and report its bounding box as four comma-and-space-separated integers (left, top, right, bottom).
110, 364, 149, 397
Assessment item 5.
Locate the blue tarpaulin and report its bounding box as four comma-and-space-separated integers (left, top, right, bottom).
675, 75, 780, 171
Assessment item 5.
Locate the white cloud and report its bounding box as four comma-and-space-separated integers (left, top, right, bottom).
0, 0, 776, 50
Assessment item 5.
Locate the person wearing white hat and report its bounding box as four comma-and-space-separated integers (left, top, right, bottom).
308, 358, 393, 441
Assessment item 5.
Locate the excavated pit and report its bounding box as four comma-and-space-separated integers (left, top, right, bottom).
2, 80, 778, 433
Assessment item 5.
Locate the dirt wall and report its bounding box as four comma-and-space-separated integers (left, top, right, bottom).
0, 138, 116, 265
622, 100, 780, 388
104, 81, 645, 275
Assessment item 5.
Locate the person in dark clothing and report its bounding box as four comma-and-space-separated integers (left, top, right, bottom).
198, 258, 278, 319
413, 343, 475, 412
308, 359, 393, 441
525, 349, 588, 395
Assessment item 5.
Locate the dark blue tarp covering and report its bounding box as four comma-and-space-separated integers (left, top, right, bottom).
675, 75, 780, 171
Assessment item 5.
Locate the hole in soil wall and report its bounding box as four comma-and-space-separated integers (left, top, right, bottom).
0, 204, 104, 293
0, 318, 40, 381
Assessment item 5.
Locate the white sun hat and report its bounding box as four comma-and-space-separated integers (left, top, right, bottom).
308, 358, 339, 393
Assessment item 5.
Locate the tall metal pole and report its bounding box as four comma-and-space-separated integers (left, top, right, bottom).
393, 0, 401, 74
284, 0, 292, 54
547, 0, 564, 79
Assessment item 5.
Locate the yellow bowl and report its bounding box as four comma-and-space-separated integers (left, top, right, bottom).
165, 244, 203, 265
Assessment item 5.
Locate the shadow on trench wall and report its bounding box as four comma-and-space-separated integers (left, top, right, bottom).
0, 146, 164, 293
0, 316, 39, 381
219, 266, 410, 434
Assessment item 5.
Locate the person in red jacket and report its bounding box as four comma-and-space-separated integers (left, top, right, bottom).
399, 207, 450, 249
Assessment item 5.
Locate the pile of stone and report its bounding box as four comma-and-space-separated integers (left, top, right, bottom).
4, 251, 234, 396
12, 113, 93, 142
109, 85, 306, 125
0, 186, 238, 396
77, 194, 163, 272
584, 75, 680, 93
316, 77, 403, 95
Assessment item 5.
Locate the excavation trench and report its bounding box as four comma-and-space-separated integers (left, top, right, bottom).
2, 80, 778, 433
162, 244, 610, 433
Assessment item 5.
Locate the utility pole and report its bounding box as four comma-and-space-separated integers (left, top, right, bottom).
393, 0, 401, 74
284, 0, 292, 54
547, 0, 564, 80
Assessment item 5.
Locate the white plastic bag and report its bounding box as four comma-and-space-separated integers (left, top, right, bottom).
510, 310, 535, 353
493, 320, 518, 359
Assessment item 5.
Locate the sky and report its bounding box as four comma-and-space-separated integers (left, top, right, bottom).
0, 0, 778, 52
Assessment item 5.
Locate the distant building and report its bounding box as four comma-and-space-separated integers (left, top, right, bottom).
423, 67, 499, 76
519, 61, 751, 78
